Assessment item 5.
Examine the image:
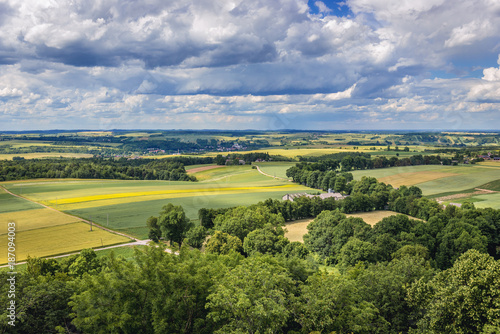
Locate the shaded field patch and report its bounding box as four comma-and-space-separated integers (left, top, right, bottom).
0, 189, 43, 213
478, 179, 500, 192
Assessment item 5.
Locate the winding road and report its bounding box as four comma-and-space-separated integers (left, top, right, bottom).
253, 165, 292, 181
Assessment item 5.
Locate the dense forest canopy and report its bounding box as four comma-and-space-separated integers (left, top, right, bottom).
0, 157, 197, 181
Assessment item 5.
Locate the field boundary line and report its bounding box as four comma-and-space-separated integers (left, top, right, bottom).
434, 188, 498, 202
0, 221, 81, 236
0, 239, 166, 268
187, 165, 226, 174
199, 169, 253, 182
0, 186, 138, 242
254, 165, 291, 181
474, 188, 498, 193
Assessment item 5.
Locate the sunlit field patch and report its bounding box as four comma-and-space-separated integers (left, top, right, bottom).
0, 208, 80, 234
378, 171, 459, 188
347, 210, 422, 226
477, 161, 500, 167
0, 222, 131, 264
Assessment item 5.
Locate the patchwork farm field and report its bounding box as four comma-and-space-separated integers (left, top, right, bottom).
0, 188, 131, 264
2, 165, 312, 239
350, 164, 500, 209
3, 160, 500, 261
351, 164, 500, 198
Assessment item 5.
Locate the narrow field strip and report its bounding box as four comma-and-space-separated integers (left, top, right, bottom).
50, 184, 300, 205
347, 210, 423, 225
0, 222, 131, 264
378, 171, 459, 188
186, 165, 226, 174
0, 208, 80, 234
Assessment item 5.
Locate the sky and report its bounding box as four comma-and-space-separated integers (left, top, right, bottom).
1, 0, 500, 131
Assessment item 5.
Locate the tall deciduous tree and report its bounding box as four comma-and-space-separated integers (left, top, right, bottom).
213, 205, 284, 241
243, 224, 289, 256
408, 250, 500, 333
158, 203, 193, 248
205, 231, 243, 255
295, 271, 387, 333
146, 216, 161, 242
206, 256, 296, 334
185, 225, 208, 249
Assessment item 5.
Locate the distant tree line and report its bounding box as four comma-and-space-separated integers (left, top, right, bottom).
0, 158, 196, 181
0, 154, 295, 181
297, 151, 372, 162
0, 145, 99, 155
214, 152, 293, 165
286, 154, 454, 190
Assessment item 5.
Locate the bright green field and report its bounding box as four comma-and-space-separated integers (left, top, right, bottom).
2, 166, 312, 239
253, 162, 296, 179
466, 193, 500, 209
437, 193, 500, 209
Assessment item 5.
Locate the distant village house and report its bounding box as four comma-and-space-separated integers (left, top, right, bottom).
282, 190, 346, 202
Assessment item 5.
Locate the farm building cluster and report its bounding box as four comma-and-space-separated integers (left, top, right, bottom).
282, 190, 347, 202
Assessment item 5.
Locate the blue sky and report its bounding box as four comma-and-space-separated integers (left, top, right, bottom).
0, 0, 499, 131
